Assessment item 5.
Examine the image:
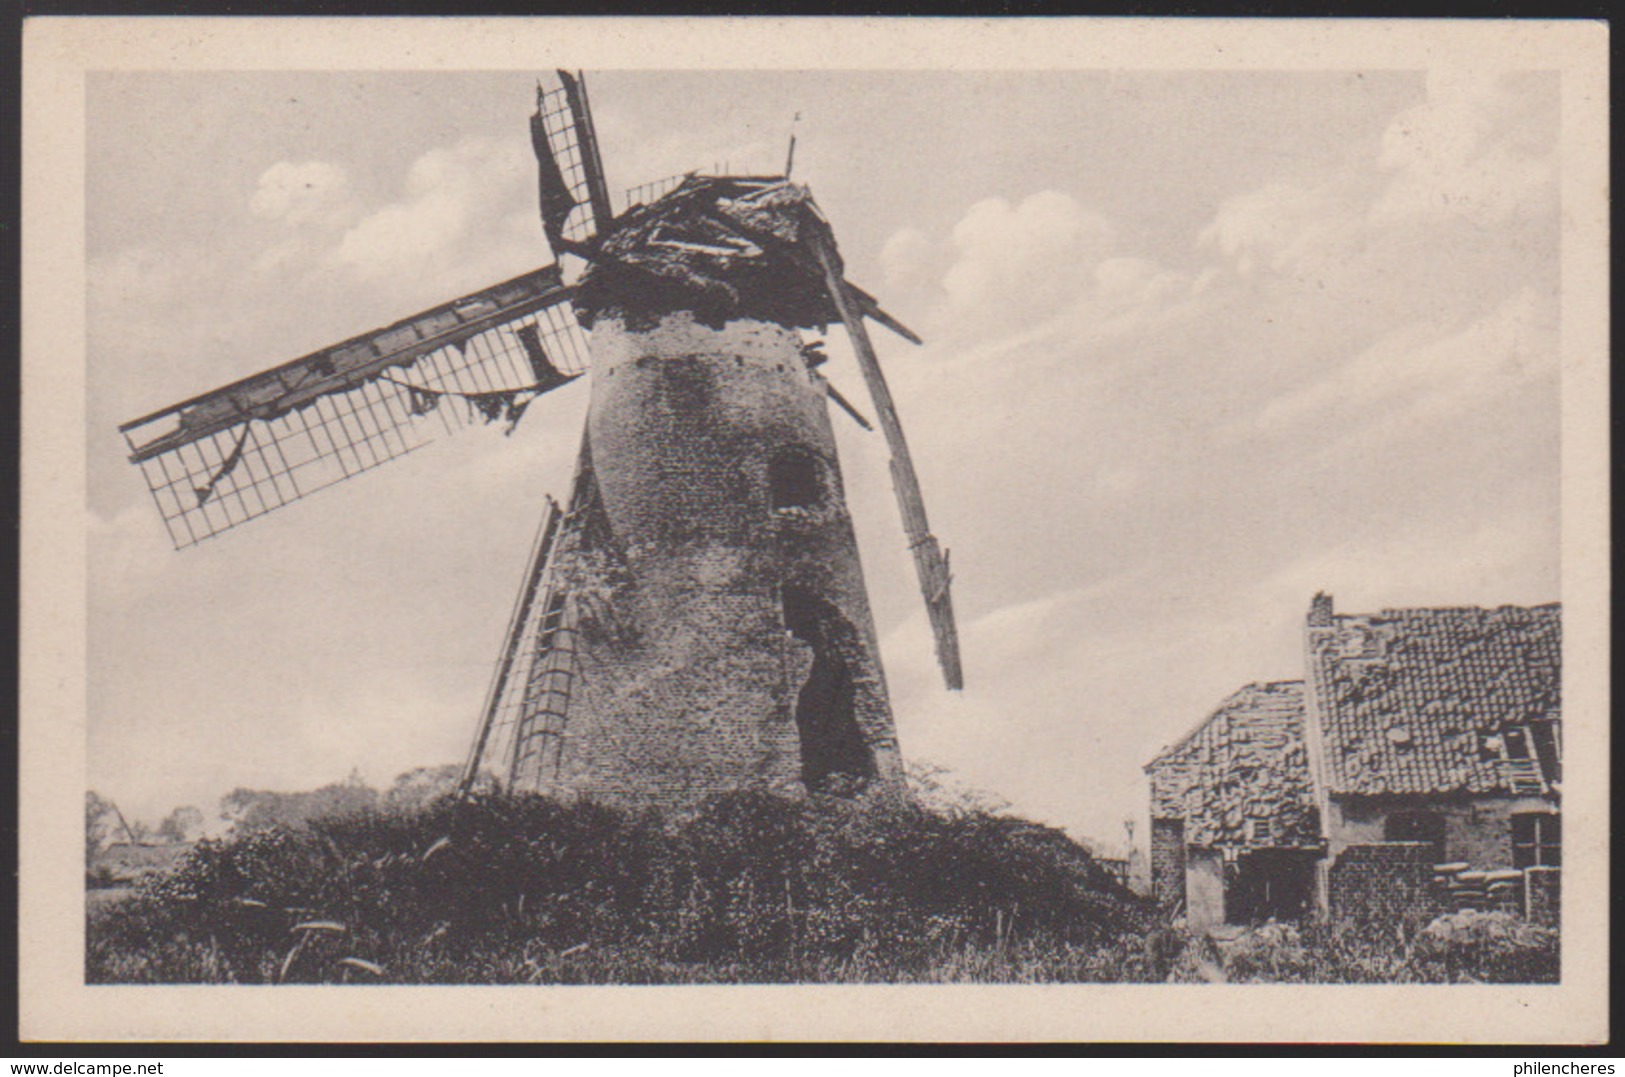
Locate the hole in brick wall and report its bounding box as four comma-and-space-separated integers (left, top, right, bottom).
768, 449, 822, 511
781, 585, 876, 793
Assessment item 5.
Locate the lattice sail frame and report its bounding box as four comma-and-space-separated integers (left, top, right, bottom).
623, 167, 731, 212
467, 447, 606, 795
120, 267, 590, 549
531, 70, 614, 253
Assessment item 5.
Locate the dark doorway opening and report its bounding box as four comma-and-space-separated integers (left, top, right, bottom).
1225, 848, 1318, 923
781, 585, 876, 792
768, 450, 822, 511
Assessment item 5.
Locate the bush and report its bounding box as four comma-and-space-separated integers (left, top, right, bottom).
88, 789, 1561, 985
1412, 910, 1559, 983
87, 789, 1154, 984
1220, 921, 1312, 982
1197, 915, 1558, 985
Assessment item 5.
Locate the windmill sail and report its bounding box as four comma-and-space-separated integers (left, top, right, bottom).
531, 70, 615, 256
120, 266, 588, 549
809, 232, 964, 691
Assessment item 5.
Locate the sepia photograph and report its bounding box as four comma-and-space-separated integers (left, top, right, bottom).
20, 17, 1609, 1043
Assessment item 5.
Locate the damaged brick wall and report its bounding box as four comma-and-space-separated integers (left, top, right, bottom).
1325, 793, 1554, 868
1327, 842, 1441, 929
526, 312, 904, 808
1150, 817, 1186, 910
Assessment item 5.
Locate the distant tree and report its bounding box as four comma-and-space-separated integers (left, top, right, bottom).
221, 774, 380, 833
156, 805, 205, 843
306, 771, 379, 819
383, 765, 463, 813
85, 791, 118, 863
220, 788, 292, 832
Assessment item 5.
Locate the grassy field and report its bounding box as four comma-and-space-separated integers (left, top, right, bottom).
88, 841, 192, 888
85, 790, 1558, 985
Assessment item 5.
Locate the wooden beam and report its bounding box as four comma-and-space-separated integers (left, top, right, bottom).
458, 493, 564, 800
824, 380, 874, 431
812, 235, 963, 691
560, 70, 615, 237
122, 266, 573, 462
111, 803, 139, 844
848, 283, 923, 346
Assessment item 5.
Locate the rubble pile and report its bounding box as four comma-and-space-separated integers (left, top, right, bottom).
573, 175, 844, 332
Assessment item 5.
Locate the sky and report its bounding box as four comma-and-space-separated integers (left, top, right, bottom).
85, 67, 1561, 852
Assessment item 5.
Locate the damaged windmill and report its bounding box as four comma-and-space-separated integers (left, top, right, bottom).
119, 72, 963, 808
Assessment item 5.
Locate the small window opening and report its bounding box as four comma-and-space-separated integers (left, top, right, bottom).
1529, 723, 1561, 784
768, 450, 822, 511
1385, 810, 1445, 854
1512, 812, 1560, 868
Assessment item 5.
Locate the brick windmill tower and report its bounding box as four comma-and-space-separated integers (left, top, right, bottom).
119, 73, 962, 809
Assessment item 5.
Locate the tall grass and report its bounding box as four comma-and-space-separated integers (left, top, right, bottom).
85, 789, 1558, 985
87, 789, 1153, 984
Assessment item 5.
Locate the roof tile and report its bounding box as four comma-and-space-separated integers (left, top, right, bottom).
1307, 603, 1560, 796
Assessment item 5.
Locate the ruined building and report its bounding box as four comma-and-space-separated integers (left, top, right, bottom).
1146, 681, 1320, 927
1148, 595, 1561, 927
504, 178, 907, 807
119, 77, 955, 818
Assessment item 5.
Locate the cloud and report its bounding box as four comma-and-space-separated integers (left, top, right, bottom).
336, 190, 469, 273
1372, 70, 1557, 227
1198, 181, 1347, 278
1255, 287, 1555, 435
250, 160, 352, 226
87, 500, 175, 605
940, 191, 1116, 329
1255, 509, 1559, 617
880, 226, 930, 290
866, 85, 1561, 844
881, 191, 1208, 373
89, 243, 188, 308
332, 136, 532, 279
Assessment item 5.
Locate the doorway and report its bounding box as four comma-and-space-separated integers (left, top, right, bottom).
1226, 848, 1318, 923
781, 585, 876, 792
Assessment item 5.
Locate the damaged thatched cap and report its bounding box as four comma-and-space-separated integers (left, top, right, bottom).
573, 175, 845, 332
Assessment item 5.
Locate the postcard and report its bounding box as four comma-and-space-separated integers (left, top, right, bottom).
19, 16, 1609, 1043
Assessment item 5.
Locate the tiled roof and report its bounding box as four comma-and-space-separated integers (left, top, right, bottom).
1145, 681, 1318, 849
1306, 602, 1561, 796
